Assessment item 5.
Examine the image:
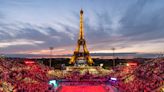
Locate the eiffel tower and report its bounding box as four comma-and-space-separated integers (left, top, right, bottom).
69, 9, 94, 65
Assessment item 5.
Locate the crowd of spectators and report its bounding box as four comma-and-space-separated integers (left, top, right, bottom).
111, 58, 164, 92
0, 57, 163, 92
0, 58, 55, 92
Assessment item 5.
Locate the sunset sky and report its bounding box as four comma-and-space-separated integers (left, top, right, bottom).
0, 0, 164, 55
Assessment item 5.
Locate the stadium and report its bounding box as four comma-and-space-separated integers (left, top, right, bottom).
0, 0, 164, 92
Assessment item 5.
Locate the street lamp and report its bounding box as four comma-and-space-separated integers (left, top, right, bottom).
49, 47, 54, 67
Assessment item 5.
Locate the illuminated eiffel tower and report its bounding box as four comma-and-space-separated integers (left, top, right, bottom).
69, 9, 94, 65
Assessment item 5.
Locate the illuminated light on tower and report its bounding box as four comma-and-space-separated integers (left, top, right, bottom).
49, 47, 54, 67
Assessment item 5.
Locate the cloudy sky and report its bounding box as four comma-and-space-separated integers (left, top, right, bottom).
0, 0, 164, 55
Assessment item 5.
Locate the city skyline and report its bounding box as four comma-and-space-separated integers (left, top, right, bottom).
0, 0, 164, 55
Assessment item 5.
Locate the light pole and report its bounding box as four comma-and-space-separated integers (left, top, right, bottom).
49, 47, 54, 67
112, 48, 115, 67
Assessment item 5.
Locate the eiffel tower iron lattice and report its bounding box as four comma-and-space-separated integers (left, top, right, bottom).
69, 9, 94, 65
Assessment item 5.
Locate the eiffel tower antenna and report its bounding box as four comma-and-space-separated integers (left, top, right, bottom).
69, 9, 94, 65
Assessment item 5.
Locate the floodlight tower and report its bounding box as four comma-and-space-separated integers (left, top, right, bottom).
49, 47, 54, 67
112, 47, 115, 66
